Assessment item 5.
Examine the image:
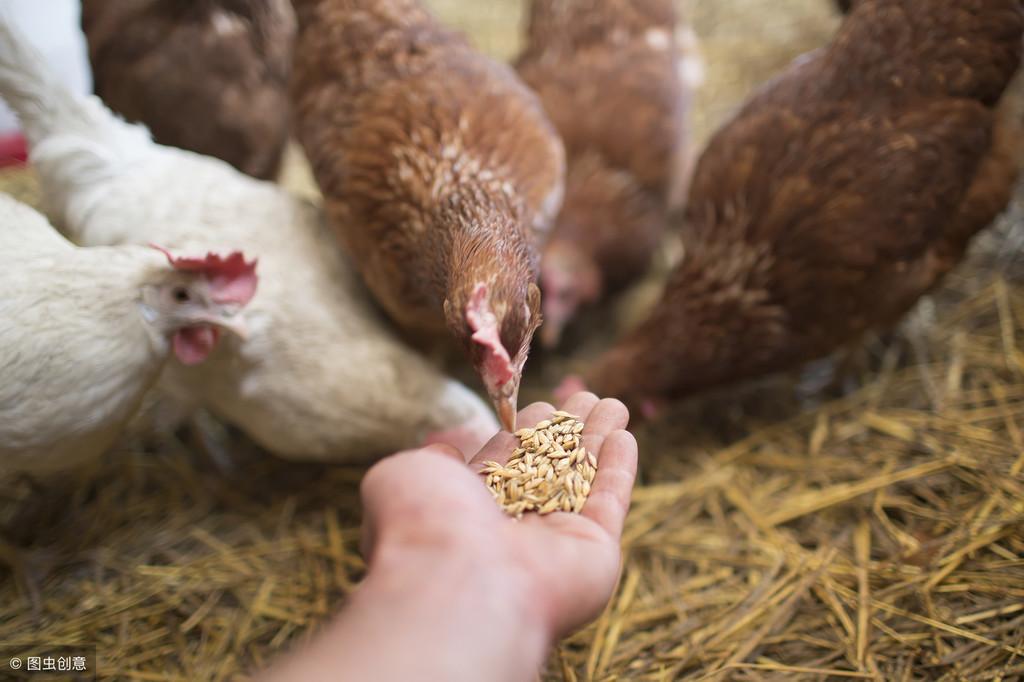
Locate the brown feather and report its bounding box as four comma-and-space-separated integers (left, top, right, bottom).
515, 0, 694, 344
586, 0, 1024, 409
81, 0, 294, 180
290, 0, 565, 416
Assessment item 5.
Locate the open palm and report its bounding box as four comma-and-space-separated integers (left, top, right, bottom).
360, 392, 637, 637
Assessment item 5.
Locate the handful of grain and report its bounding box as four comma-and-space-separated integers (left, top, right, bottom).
482, 411, 597, 518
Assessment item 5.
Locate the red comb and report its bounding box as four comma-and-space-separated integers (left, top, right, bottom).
466, 283, 515, 387
0, 133, 27, 168
150, 244, 259, 306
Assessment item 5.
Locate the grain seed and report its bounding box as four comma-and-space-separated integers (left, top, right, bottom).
481, 412, 598, 518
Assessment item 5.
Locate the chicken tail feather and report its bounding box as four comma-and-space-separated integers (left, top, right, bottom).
0, 13, 153, 229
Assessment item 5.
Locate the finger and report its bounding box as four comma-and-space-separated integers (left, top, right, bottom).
415, 443, 466, 463
581, 429, 638, 539
579, 398, 630, 465
516, 401, 557, 431
358, 448, 458, 556
359, 456, 400, 560
359, 517, 374, 563
359, 449, 490, 560
470, 401, 555, 469
558, 391, 600, 421
360, 445, 464, 516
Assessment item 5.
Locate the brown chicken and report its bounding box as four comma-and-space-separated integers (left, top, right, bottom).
81, 0, 295, 180
515, 0, 698, 347
574, 0, 1023, 412
290, 0, 566, 430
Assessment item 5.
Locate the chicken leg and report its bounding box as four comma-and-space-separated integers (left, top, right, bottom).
0, 535, 56, 616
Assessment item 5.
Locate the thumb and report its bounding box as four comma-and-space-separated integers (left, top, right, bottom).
415, 443, 466, 463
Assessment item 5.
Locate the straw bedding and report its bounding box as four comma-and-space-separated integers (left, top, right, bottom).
2, 1, 1023, 679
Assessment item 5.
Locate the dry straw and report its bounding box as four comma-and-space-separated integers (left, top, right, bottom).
4, 1, 1024, 679
3, 155, 1024, 680
482, 411, 596, 517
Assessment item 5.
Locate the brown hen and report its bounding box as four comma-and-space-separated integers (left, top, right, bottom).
290, 0, 566, 430
515, 0, 699, 347
82, 0, 295, 180
581, 0, 1024, 412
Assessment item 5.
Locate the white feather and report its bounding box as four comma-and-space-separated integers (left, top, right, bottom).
0, 195, 169, 475
0, 17, 498, 462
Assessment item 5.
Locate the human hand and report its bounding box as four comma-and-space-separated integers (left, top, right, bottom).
359, 392, 637, 639
258, 393, 637, 682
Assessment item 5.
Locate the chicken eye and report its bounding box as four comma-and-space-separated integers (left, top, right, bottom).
173, 287, 191, 303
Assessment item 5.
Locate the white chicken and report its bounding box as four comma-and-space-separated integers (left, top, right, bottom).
0, 18, 500, 461
0, 193, 256, 475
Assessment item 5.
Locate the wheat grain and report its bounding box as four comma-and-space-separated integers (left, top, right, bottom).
482, 412, 597, 519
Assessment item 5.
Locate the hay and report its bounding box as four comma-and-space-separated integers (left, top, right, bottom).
2, 0, 1023, 679
555, 269, 1024, 679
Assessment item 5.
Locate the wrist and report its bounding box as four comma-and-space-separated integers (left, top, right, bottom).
358, 535, 553, 681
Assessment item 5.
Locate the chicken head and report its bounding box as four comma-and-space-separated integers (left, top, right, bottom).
452, 281, 542, 432
539, 240, 602, 347
144, 246, 259, 365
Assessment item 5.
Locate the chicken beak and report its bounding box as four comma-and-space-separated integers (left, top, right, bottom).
495, 394, 518, 432
198, 310, 249, 341
217, 317, 249, 341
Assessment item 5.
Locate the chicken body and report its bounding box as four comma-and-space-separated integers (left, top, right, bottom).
291, 0, 566, 430
515, 0, 696, 346
0, 194, 252, 475
81, 0, 295, 180
0, 19, 499, 462
584, 0, 1024, 409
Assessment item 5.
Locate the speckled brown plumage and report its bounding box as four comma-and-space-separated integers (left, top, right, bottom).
290, 0, 565, 428
81, 0, 295, 180
515, 0, 693, 346
585, 0, 1024, 410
